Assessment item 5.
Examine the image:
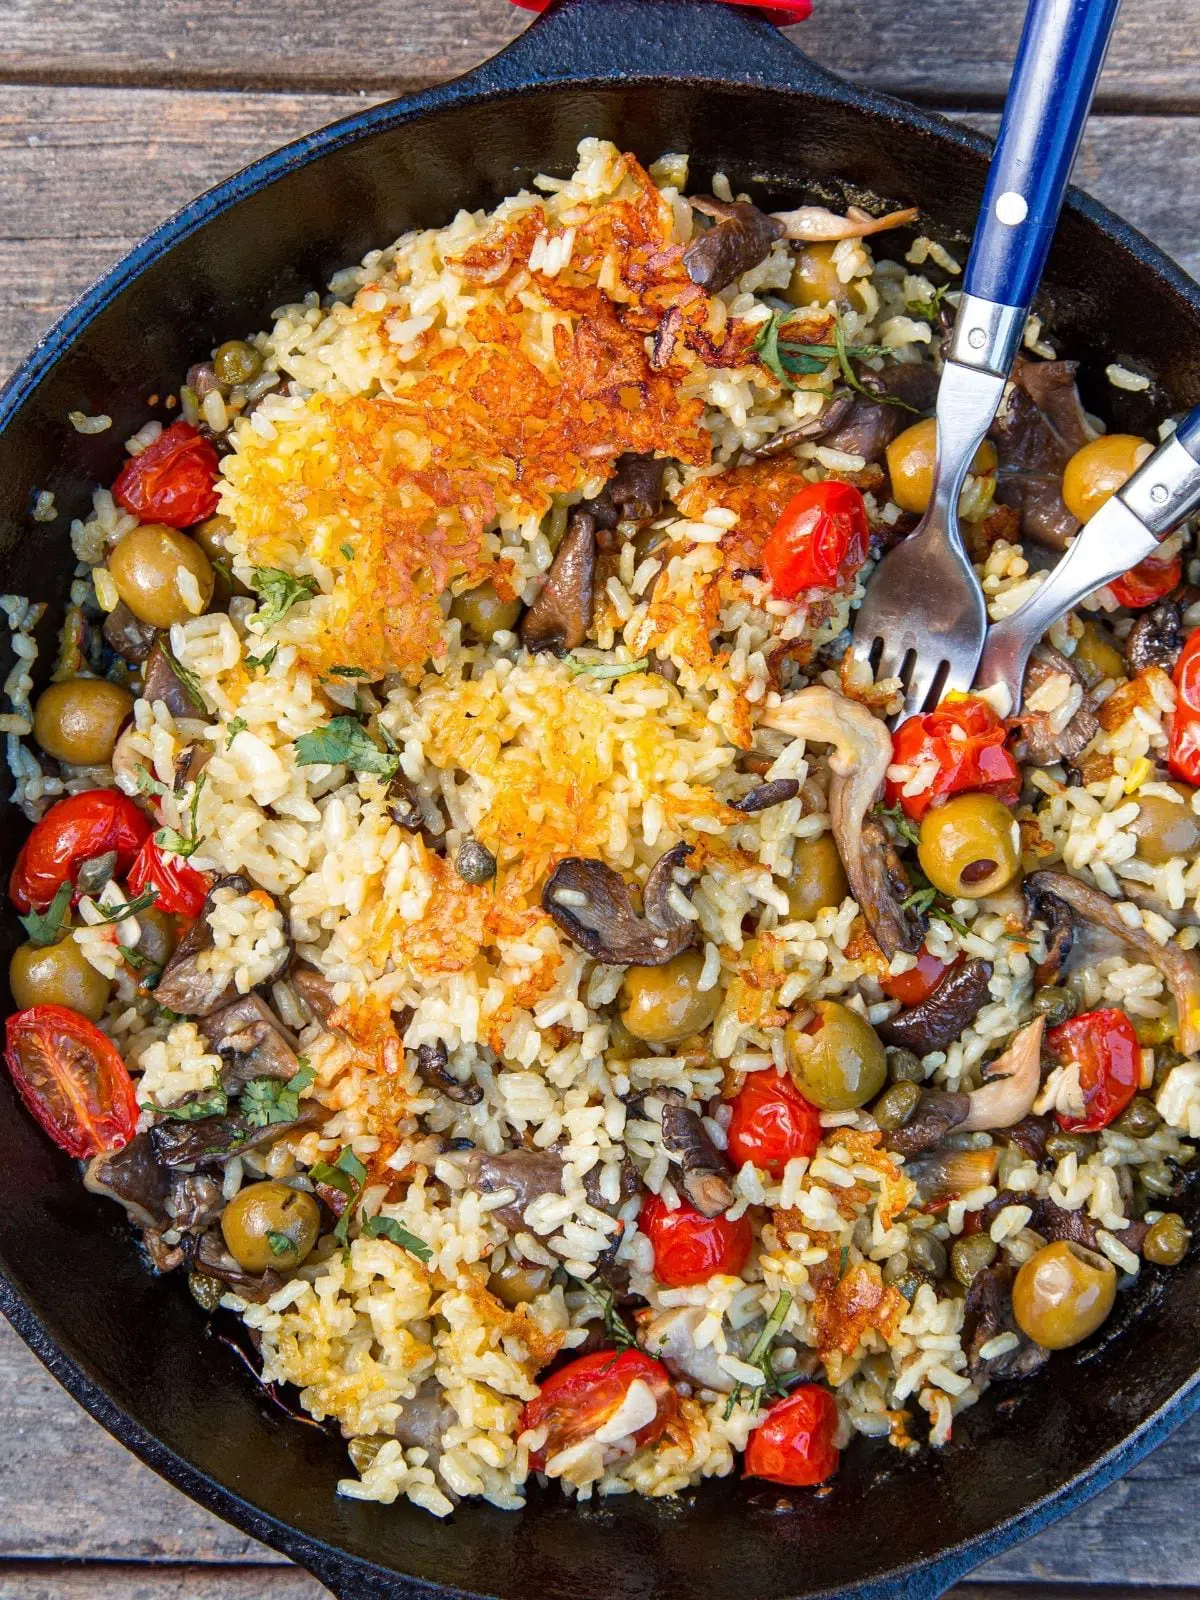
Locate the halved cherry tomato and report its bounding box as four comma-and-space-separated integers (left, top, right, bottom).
880, 947, 954, 1007
744, 1384, 840, 1487
641, 1193, 753, 1287
9, 789, 152, 913
1046, 1007, 1140, 1133
762, 481, 869, 599
726, 1072, 821, 1178
127, 835, 210, 917
112, 421, 220, 528
1110, 547, 1182, 610
4, 1005, 138, 1158
885, 695, 1021, 823
519, 1348, 677, 1472
1169, 631, 1200, 786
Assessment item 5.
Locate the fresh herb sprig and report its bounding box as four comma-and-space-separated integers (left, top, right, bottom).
754, 311, 919, 411
309, 1145, 432, 1261
18, 880, 73, 947
575, 1276, 637, 1351
294, 717, 401, 780
248, 568, 318, 632
88, 887, 160, 926
873, 800, 921, 848
153, 1085, 229, 1122
240, 1060, 314, 1129
724, 1290, 794, 1419
155, 773, 206, 860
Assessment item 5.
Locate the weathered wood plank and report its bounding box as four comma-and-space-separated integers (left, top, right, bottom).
0, 1565, 329, 1599
0, 0, 1196, 110
0, 86, 1198, 384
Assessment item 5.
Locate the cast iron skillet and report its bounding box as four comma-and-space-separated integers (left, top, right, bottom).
1, 1, 1199, 1595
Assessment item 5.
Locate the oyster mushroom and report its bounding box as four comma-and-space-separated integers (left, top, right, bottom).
771, 203, 919, 242
639, 1304, 756, 1393
102, 602, 156, 665
731, 778, 801, 814
581, 453, 667, 529
990, 359, 1097, 551
658, 1090, 734, 1217
1024, 876, 1074, 987
143, 635, 207, 718
962, 1262, 1049, 1382
415, 1038, 483, 1106
959, 1016, 1046, 1133
84, 1134, 170, 1231
762, 687, 922, 958
880, 959, 994, 1055
683, 198, 785, 293
150, 1102, 322, 1169
520, 509, 596, 655
154, 875, 290, 1016
461, 1148, 565, 1232
1126, 597, 1183, 675
1027, 869, 1200, 1055
542, 841, 698, 966
1006, 645, 1098, 767
198, 993, 300, 1096
191, 1229, 282, 1304
882, 1091, 970, 1157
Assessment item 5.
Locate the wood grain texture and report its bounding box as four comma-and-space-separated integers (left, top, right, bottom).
0, 1567, 329, 1600
1, 85, 1199, 382
0, 0, 1197, 110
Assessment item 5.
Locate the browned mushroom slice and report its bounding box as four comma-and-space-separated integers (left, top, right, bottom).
290, 962, 338, 1026
199, 993, 300, 1095
817, 362, 941, 466
192, 1229, 283, 1304
1027, 869, 1200, 1055
990, 358, 1097, 551
415, 1039, 483, 1106
150, 1101, 322, 1169
169, 1171, 225, 1231
959, 1017, 1045, 1133
683, 198, 785, 293
751, 396, 857, 459
173, 741, 210, 792
762, 688, 922, 958
880, 959, 993, 1055
1024, 876, 1074, 986
581, 453, 668, 529
962, 1262, 1049, 1382
155, 874, 290, 1017
659, 1090, 734, 1216
542, 842, 698, 965
143, 635, 207, 718
102, 601, 156, 665
731, 778, 801, 814
520, 510, 596, 655
461, 1148, 566, 1232
84, 1134, 170, 1230
393, 1377, 458, 1462
1006, 646, 1097, 767
882, 1091, 970, 1157
1126, 598, 1183, 674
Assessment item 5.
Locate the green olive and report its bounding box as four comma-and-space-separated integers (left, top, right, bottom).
633, 525, 670, 566
950, 1232, 998, 1287
886, 1046, 926, 1084
1111, 1096, 1162, 1139
1139, 1158, 1178, 1198
785, 834, 849, 921
907, 1230, 947, 1278
32, 678, 133, 767
1012, 1239, 1116, 1349
784, 999, 887, 1111
9, 937, 111, 1020
1044, 1129, 1097, 1165
886, 419, 997, 516
1062, 434, 1147, 523
873, 1080, 921, 1131
784, 242, 860, 310
221, 1180, 320, 1272
1129, 786, 1200, 867
133, 905, 178, 973
450, 580, 523, 643
489, 1261, 552, 1307
620, 950, 721, 1045
1032, 986, 1078, 1028
109, 523, 215, 628
606, 1012, 644, 1061
917, 792, 1021, 900
1071, 621, 1126, 689
213, 339, 263, 387
1143, 1213, 1190, 1267
192, 513, 237, 564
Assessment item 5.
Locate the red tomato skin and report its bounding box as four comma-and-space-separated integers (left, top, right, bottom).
127, 836, 210, 917
641, 1193, 753, 1287
520, 1348, 676, 1471
1170, 632, 1200, 786
1046, 1007, 1140, 1133
726, 1073, 821, 1178
112, 422, 220, 528
886, 695, 1021, 822
880, 948, 953, 1007
744, 1385, 840, 1487
4, 1005, 138, 1159
9, 790, 152, 913
763, 481, 869, 599
1110, 549, 1181, 610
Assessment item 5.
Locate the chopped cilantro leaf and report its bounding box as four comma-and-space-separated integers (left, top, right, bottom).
244, 644, 278, 673
155, 773, 206, 861
248, 567, 318, 631
266, 1230, 295, 1258
134, 765, 168, 799
18, 880, 72, 947
340, 543, 355, 561
225, 716, 247, 749
153, 1086, 228, 1122
240, 1060, 314, 1129
362, 1215, 433, 1262
325, 665, 368, 679
294, 717, 401, 779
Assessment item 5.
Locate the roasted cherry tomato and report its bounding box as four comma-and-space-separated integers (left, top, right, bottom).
641, 1193, 753, 1287
4, 1004, 138, 1158
519, 1348, 677, 1472
744, 1384, 840, 1487
1109, 547, 1182, 610
9, 789, 152, 914
112, 422, 220, 529
726, 1071, 821, 1178
1046, 1007, 1140, 1133
885, 695, 1021, 823
762, 481, 869, 599
127, 835, 210, 917
1169, 630, 1200, 787
880, 947, 954, 1007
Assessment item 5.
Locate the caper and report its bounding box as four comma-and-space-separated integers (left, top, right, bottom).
1032, 986, 1077, 1028
489, 1261, 552, 1307
950, 1232, 998, 1286
907, 1230, 947, 1279
917, 792, 1021, 900
1129, 786, 1200, 867
455, 838, 496, 884
1143, 1212, 1190, 1267
1044, 1129, 1097, 1165
187, 1272, 224, 1312
1111, 1096, 1162, 1140
109, 523, 215, 628
450, 581, 524, 643
213, 339, 263, 387
1012, 1240, 1116, 1349
882, 1251, 910, 1286
220, 1180, 321, 1273
620, 950, 721, 1045
32, 677, 134, 767
1139, 1158, 1178, 1198
784, 999, 887, 1111
893, 1267, 935, 1303
785, 833, 849, 921
887, 1046, 927, 1084
9, 936, 111, 1020
873, 1080, 921, 1131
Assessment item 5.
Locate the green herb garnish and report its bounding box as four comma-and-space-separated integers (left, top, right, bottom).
905, 282, 953, 325
159, 637, 206, 711
724, 1290, 794, 1419
154, 1085, 229, 1122
575, 1276, 637, 1351
267, 1230, 295, 1258
18, 880, 72, 947
117, 942, 155, 972
294, 717, 401, 779
155, 773, 206, 860
225, 716, 247, 748
873, 800, 921, 847
240, 1060, 314, 1129
362, 1215, 433, 1262
565, 656, 650, 681
248, 567, 318, 631
754, 311, 918, 411
325, 665, 369, 679
134, 765, 169, 799
340, 543, 355, 561
307, 1147, 371, 1251
244, 644, 278, 673
89, 887, 159, 926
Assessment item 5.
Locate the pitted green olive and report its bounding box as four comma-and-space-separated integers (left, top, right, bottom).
785, 834, 849, 922
917, 793, 1021, 900
1012, 1240, 1116, 1350
784, 999, 887, 1111
221, 1181, 320, 1273
620, 951, 720, 1045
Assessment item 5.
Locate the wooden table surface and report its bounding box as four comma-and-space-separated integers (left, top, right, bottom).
1, 1, 1199, 1595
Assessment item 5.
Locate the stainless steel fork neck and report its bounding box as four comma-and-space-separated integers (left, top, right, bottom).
946, 293, 1028, 378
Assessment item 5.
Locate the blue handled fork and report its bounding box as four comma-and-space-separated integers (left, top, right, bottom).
851, 0, 1123, 717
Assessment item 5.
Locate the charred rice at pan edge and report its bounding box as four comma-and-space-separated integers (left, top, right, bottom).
4, 139, 1200, 1513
